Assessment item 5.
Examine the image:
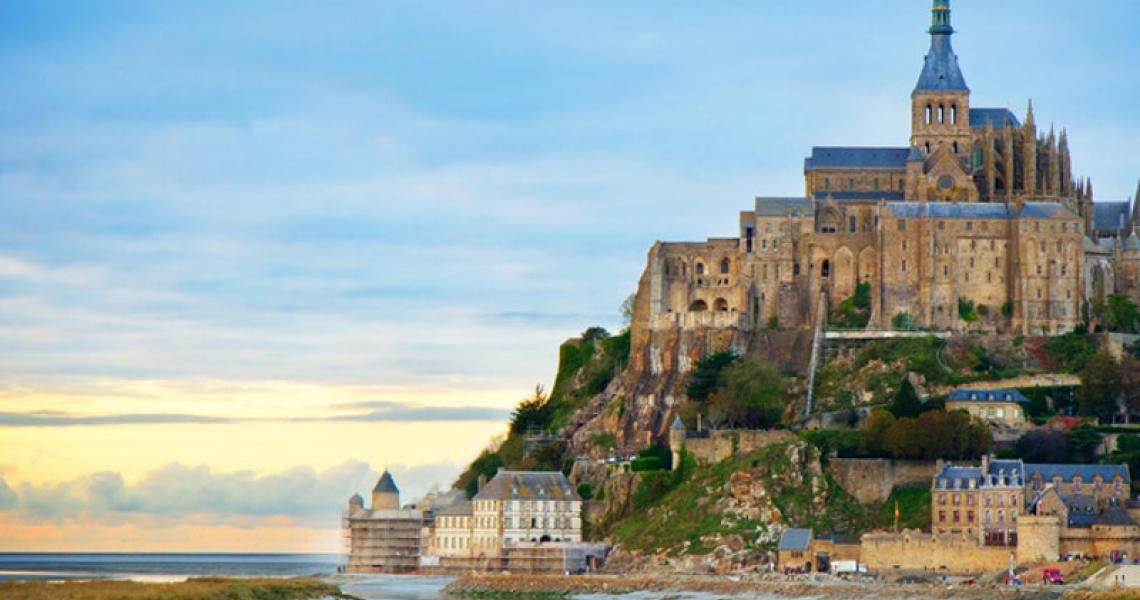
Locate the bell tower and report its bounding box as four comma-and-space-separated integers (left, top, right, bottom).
910, 0, 971, 159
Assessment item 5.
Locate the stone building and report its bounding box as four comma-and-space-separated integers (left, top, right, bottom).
637, 0, 1139, 343
347, 469, 588, 573
946, 388, 1029, 427
343, 471, 426, 573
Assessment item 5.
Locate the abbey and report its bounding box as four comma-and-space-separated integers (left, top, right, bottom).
644, 0, 1140, 336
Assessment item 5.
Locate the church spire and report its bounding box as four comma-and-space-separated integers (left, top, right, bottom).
914, 0, 968, 92
930, 0, 953, 35
1025, 99, 1035, 128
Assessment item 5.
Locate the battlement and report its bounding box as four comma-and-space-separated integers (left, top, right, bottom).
649, 310, 752, 332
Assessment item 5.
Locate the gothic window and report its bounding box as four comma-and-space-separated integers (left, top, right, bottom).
696, 262, 705, 276
952, 141, 959, 154
943, 265, 949, 277
714, 298, 729, 312
925, 142, 931, 154
938, 104, 945, 123
824, 177, 830, 190
951, 104, 958, 124
926, 104, 933, 124
901, 260, 907, 273
720, 258, 730, 274
848, 178, 855, 191
849, 216, 857, 233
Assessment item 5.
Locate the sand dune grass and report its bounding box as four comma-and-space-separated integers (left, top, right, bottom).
0, 577, 341, 600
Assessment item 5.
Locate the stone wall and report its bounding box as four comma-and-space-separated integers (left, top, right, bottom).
827, 458, 938, 504
860, 530, 1013, 573
1016, 515, 1061, 564
682, 429, 797, 465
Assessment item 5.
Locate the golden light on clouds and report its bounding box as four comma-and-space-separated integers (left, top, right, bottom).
0, 379, 521, 551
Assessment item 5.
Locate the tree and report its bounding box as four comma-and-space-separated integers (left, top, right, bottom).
1123, 356, 1140, 417
509, 385, 554, 434
1066, 425, 1103, 463
1104, 293, 1140, 333
889, 378, 923, 418
619, 293, 636, 326
1013, 429, 1069, 463
713, 357, 786, 428
863, 409, 897, 457
685, 350, 737, 403
1078, 350, 1123, 423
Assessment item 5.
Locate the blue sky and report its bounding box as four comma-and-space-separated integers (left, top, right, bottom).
0, 1, 1138, 550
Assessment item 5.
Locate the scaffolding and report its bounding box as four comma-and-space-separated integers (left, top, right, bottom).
342, 510, 425, 573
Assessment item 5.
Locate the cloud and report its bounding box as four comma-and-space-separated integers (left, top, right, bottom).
10, 460, 460, 523
0, 477, 16, 510
0, 401, 511, 427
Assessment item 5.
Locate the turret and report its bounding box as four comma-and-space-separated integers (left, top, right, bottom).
371, 470, 400, 510
348, 492, 364, 513
1132, 180, 1140, 233
1023, 100, 1037, 195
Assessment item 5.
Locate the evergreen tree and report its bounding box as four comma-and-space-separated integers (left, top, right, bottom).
889, 377, 923, 418
1078, 350, 1122, 423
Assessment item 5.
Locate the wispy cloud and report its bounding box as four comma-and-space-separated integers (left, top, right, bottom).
1, 460, 458, 523
0, 400, 510, 427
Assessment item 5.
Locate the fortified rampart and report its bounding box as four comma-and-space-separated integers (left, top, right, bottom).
675, 429, 797, 466
861, 530, 1013, 572
827, 458, 938, 504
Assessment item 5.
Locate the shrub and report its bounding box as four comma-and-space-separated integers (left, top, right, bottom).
891, 312, 917, 330
1047, 331, 1098, 373
630, 456, 663, 472
685, 350, 737, 402
767, 314, 779, 329
958, 297, 979, 322
577, 483, 594, 499
1001, 300, 1013, 317
591, 432, 617, 450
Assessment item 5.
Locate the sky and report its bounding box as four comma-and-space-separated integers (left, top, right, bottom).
1, 0, 1138, 552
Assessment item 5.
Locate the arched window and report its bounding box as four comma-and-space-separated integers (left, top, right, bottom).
938, 104, 945, 123
925, 142, 931, 154
688, 300, 707, 312
696, 262, 705, 276
821, 259, 831, 277
951, 104, 958, 124
925, 104, 932, 124
713, 298, 729, 312
719, 258, 730, 274
952, 141, 959, 154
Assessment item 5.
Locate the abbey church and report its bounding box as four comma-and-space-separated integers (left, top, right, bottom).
642, 0, 1140, 337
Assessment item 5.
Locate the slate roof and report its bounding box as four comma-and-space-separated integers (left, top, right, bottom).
948, 388, 1029, 404
935, 458, 1025, 489
1094, 507, 1137, 527
435, 500, 472, 517
1093, 202, 1131, 233
1024, 464, 1130, 483
373, 470, 399, 494
754, 197, 812, 217
886, 201, 1071, 220
969, 108, 1021, 129
812, 191, 906, 202
350, 493, 364, 504
805, 147, 911, 171
778, 528, 812, 551
915, 32, 968, 92
473, 470, 579, 501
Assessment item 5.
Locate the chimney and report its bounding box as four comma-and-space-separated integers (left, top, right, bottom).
477, 473, 488, 492
981, 454, 990, 474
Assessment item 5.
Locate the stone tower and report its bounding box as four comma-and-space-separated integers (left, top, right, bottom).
371, 470, 400, 510
910, 0, 971, 158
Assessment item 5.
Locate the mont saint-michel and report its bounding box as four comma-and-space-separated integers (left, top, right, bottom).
335, 1, 1140, 594
4, 1, 1140, 600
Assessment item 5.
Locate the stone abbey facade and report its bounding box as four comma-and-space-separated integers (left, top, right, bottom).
643, 0, 1140, 336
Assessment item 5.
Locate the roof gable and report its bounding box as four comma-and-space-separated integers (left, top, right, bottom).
806, 147, 910, 170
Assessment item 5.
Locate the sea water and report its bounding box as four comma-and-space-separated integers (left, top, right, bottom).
0, 552, 341, 582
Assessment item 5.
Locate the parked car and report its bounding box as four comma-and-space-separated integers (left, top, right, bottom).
1042, 567, 1064, 585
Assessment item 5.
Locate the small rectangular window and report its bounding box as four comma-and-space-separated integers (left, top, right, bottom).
898, 219, 907, 231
